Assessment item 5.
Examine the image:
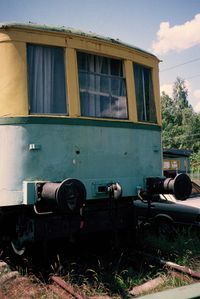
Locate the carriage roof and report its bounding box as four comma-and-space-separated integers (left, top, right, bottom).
0, 22, 158, 60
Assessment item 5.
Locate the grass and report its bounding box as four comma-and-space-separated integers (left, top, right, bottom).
137, 226, 200, 269
6, 227, 200, 298
45, 233, 155, 298
60, 228, 200, 297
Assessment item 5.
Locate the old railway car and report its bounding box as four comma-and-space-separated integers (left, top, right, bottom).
0, 23, 191, 254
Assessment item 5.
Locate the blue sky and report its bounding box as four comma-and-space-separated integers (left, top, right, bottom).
1, 0, 200, 111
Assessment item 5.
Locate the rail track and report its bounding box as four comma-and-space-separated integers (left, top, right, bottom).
0, 248, 199, 299
0, 234, 122, 298
0, 259, 111, 299
0, 228, 200, 299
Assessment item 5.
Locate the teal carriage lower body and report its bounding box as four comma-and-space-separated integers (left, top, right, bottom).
0, 117, 162, 251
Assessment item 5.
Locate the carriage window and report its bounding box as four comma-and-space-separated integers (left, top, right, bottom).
27, 44, 67, 114
77, 52, 128, 119
133, 63, 157, 123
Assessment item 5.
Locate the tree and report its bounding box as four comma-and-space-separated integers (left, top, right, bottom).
172, 77, 189, 109
161, 77, 200, 174
161, 77, 198, 151
161, 91, 181, 148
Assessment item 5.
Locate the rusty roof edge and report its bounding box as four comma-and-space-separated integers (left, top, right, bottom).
0, 22, 159, 60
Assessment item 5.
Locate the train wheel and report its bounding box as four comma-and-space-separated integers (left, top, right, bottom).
11, 240, 26, 256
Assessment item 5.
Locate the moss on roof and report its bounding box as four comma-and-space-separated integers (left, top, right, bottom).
0, 22, 158, 60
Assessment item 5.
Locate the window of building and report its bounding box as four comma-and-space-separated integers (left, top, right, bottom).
133, 63, 157, 123
27, 44, 67, 114
163, 160, 180, 170
77, 52, 128, 119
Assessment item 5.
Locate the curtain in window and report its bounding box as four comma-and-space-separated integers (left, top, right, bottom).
77, 52, 128, 119
27, 44, 67, 114
133, 63, 157, 123
133, 64, 145, 121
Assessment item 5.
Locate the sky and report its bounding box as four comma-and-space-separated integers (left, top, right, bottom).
0, 0, 200, 111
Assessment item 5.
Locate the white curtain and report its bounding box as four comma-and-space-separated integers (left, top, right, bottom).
27, 44, 67, 114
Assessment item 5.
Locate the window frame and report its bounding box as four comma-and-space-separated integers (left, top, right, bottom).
133, 62, 157, 124
25, 39, 160, 124
77, 51, 129, 120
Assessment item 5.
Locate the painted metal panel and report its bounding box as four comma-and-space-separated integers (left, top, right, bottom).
0, 122, 162, 206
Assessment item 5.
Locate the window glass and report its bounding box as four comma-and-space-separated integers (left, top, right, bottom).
77, 52, 128, 119
163, 160, 180, 170
133, 63, 157, 123
27, 44, 67, 114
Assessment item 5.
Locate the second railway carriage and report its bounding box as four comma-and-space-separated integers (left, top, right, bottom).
0, 23, 191, 254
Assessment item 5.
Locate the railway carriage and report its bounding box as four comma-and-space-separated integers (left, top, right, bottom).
0, 23, 191, 254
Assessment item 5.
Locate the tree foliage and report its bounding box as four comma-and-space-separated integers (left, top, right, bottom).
161, 77, 200, 171
172, 77, 189, 109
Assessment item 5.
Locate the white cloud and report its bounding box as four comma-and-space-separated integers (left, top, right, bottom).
160, 81, 191, 97
193, 89, 200, 112
160, 80, 200, 110
185, 80, 192, 95
194, 89, 200, 99
194, 102, 200, 112
152, 14, 200, 55
160, 83, 173, 97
